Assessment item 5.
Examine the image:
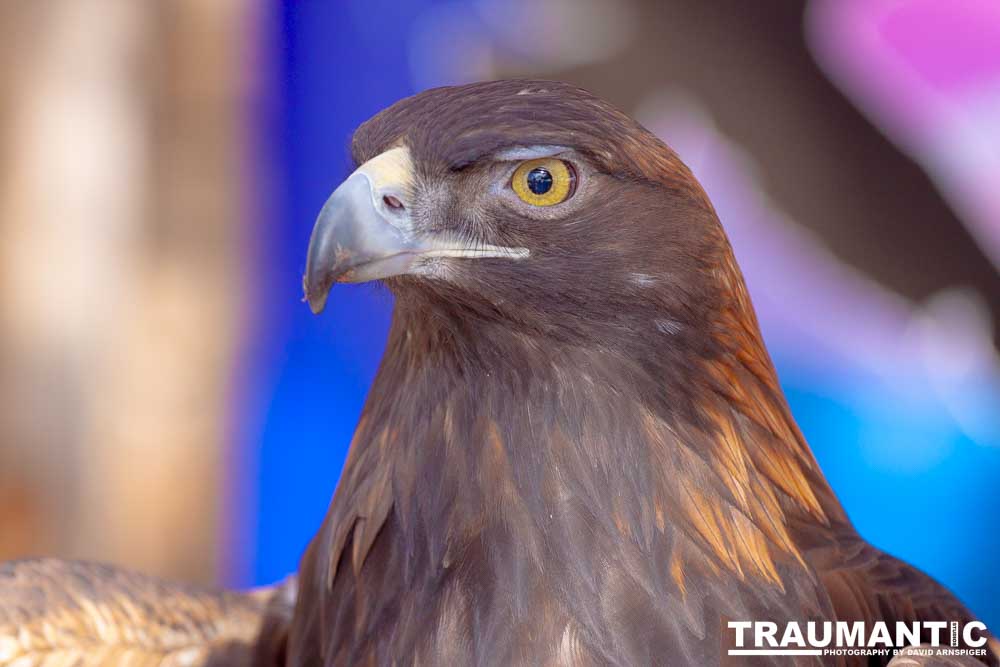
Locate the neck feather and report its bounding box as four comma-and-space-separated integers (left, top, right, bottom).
314, 270, 845, 607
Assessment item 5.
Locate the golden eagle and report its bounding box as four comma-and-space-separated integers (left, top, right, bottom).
1, 81, 994, 667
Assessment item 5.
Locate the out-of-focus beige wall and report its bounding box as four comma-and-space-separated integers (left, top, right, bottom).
0, 0, 255, 585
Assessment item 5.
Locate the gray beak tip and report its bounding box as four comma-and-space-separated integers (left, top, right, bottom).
303, 274, 332, 315
307, 294, 329, 316
304, 148, 419, 311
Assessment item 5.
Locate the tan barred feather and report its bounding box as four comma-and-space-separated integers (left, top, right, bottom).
0, 559, 291, 667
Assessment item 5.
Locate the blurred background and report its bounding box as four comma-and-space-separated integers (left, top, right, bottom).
0, 0, 998, 627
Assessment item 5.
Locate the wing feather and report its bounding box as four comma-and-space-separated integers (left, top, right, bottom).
0, 559, 292, 667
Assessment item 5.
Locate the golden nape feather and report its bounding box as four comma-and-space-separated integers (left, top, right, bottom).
0, 559, 294, 667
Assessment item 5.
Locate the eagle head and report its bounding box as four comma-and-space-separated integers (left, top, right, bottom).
304, 79, 731, 348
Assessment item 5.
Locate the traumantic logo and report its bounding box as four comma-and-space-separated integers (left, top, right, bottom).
727, 620, 989, 659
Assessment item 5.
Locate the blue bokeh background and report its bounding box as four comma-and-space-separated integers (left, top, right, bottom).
248, 0, 417, 586
241, 0, 1000, 629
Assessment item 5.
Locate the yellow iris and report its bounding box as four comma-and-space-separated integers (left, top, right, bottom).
511, 158, 575, 206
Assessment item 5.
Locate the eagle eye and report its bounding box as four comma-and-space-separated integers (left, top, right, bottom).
511, 158, 576, 206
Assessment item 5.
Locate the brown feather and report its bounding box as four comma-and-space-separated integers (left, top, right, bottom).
0, 559, 293, 667
283, 80, 997, 666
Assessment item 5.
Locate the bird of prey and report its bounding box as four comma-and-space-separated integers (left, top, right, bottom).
1, 80, 994, 667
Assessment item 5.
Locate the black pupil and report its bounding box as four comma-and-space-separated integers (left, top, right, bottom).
526, 168, 553, 195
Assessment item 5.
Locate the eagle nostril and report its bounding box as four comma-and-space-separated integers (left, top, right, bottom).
383, 195, 405, 211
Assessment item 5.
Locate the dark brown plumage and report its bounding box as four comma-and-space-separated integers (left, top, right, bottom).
0, 80, 993, 667
291, 80, 997, 666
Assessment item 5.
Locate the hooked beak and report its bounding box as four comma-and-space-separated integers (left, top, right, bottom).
303, 146, 527, 314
